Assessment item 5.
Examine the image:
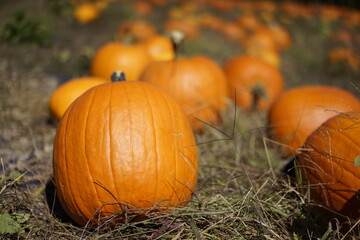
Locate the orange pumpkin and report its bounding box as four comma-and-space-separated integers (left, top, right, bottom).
318, 4, 342, 23
254, 1, 277, 13
223, 55, 284, 111
133, 1, 153, 16
343, 9, 360, 28
53, 72, 198, 227
329, 29, 352, 46
280, 2, 314, 19
268, 24, 292, 50
237, 14, 261, 33
164, 18, 199, 40
142, 35, 175, 61
268, 85, 360, 155
49, 76, 108, 121
219, 21, 245, 42
297, 111, 360, 220
327, 47, 359, 72
149, 0, 166, 6
139, 56, 229, 132
90, 42, 151, 81
243, 27, 278, 52
246, 48, 281, 68
73, 2, 100, 24
200, 14, 224, 31
117, 20, 157, 42
209, 0, 234, 12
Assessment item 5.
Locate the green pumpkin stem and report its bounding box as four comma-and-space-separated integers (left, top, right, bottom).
111, 71, 126, 82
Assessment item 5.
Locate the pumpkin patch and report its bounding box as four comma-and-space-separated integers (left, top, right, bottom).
2, 0, 360, 238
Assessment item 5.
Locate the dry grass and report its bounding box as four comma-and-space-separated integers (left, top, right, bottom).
1, 0, 360, 239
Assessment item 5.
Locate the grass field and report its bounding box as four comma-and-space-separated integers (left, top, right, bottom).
0, 0, 360, 239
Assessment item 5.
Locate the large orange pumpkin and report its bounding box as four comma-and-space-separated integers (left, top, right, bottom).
139, 56, 229, 132
297, 111, 360, 220
268, 85, 360, 155
222, 55, 284, 111
49, 76, 108, 121
90, 42, 151, 81
53, 72, 198, 227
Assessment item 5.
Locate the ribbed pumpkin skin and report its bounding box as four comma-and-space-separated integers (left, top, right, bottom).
90, 42, 151, 81
223, 55, 284, 111
53, 81, 198, 227
139, 56, 229, 132
49, 77, 107, 121
297, 112, 360, 220
268, 85, 360, 154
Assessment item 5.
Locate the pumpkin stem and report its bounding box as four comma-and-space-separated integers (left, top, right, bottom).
250, 83, 266, 111
111, 71, 127, 82
170, 30, 185, 59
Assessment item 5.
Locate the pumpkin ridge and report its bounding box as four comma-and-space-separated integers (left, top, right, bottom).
109, 83, 122, 209
307, 131, 360, 181
141, 84, 159, 204
162, 90, 177, 204
172, 91, 197, 175
299, 163, 340, 208
300, 150, 359, 193
117, 84, 131, 207
125, 84, 135, 207
58, 104, 86, 223
316, 129, 357, 164
84, 88, 105, 216
302, 166, 355, 203
64, 92, 94, 224
299, 147, 360, 209
319, 120, 360, 151
168, 93, 197, 204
